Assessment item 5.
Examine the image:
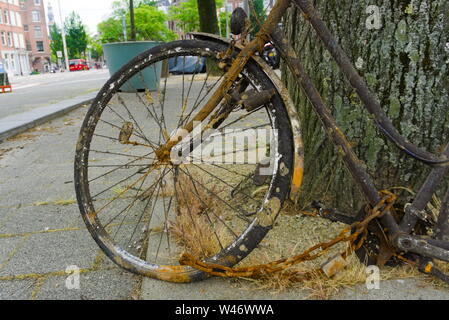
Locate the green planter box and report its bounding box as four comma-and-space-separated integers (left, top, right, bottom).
103, 41, 163, 92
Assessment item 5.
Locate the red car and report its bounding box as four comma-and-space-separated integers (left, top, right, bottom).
69, 59, 89, 72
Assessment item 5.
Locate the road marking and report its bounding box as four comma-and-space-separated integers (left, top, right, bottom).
13, 83, 41, 90
52, 77, 109, 85
9, 77, 109, 92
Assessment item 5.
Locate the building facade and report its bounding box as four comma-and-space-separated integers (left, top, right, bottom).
20, 0, 51, 73
0, 0, 30, 76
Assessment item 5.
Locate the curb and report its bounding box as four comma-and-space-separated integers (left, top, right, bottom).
0, 93, 96, 142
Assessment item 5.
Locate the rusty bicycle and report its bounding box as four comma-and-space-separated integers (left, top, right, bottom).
74, 0, 449, 284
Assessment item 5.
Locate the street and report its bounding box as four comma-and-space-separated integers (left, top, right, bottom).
0, 70, 110, 119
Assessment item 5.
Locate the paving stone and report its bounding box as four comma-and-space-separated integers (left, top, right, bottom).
35, 269, 139, 300
0, 230, 98, 277
0, 280, 35, 300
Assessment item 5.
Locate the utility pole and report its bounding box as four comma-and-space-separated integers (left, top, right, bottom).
129, 0, 136, 41
243, 0, 250, 16
225, 0, 229, 38
58, 0, 69, 71
122, 16, 128, 41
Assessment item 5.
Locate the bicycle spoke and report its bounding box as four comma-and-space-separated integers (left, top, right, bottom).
88, 151, 154, 183
178, 166, 251, 222
117, 93, 153, 145
190, 163, 262, 206
183, 166, 237, 245
104, 167, 169, 229
124, 168, 171, 253
90, 149, 155, 160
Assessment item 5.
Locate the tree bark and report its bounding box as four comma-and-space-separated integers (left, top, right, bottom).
197, 0, 219, 35
283, 0, 449, 213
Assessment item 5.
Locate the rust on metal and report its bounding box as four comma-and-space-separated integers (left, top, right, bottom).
240, 89, 277, 112
180, 191, 397, 280
119, 122, 134, 144
321, 254, 348, 278
190, 30, 305, 202
424, 262, 434, 274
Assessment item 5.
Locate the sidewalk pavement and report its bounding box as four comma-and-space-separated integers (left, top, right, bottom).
0, 92, 96, 142
0, 106, 139, 300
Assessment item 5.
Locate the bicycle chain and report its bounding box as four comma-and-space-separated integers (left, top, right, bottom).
179, 190, 397, 280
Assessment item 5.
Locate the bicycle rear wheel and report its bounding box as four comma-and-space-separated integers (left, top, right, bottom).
74, 40, 295, 282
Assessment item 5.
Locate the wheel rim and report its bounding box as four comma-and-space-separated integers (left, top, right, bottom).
75, 41, 294, 281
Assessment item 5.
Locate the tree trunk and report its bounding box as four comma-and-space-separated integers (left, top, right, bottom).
197, 0, 219, 35
197, 0, 221, 75
283, 0, 449, 214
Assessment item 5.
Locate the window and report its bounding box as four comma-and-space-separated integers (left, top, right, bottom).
24, 24, 29, 31
0, 31, 6, 46
34, 0, 42, 5
13, 32, 18, 48
3, 10, 10, 25
34, 25, 42, 38
10, 10, 16, 26
36, 40, 44, 52
32, 11, 40, 22
15, 12, 21, 27
7, 32, 12, 46
18, 33, 25, 49
0, 10, 2, 24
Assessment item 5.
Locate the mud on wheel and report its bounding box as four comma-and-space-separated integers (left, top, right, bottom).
74, 40, 295, 282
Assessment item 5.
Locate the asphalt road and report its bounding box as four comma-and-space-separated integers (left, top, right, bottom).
0, 70, 110, 119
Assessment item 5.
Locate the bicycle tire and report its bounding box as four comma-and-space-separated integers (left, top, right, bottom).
74, 40, 295, 282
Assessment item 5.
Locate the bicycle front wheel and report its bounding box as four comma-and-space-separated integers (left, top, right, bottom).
74, 40, 294, 282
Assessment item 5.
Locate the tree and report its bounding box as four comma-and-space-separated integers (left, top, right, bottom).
49, 24, 63, 63
283, 1, 449, 213
97, 3, 175, 43
169, 0, 223, 34
89, 37, 104, 61
98, 17, 125, 43
49, 13, 88, 61
249, 0, 266, 38
169, 0, 200, 33
133, 5, 176, 41
65, 12, 89, 59
219, 11, 231, 38
197, 0, 219, 35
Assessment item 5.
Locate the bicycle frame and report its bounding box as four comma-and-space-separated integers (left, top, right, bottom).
238, 0, 449, 280
160, 0, 449, 281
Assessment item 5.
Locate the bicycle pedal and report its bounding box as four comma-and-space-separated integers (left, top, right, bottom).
321, 254, 348, 278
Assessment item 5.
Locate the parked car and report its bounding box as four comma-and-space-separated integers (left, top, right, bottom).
169, 56, 206, 75
69, 59, 89, 72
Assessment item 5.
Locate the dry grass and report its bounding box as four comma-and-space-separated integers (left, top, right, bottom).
0, 148, 13, 159
235, 193, 449, 299
166, 164, 449, 298
6, 126, 59, 142
7, 133, 39, 142
170, 171, 233, 259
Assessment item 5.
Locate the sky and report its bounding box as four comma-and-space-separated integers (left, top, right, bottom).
46, 0, 117, 35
